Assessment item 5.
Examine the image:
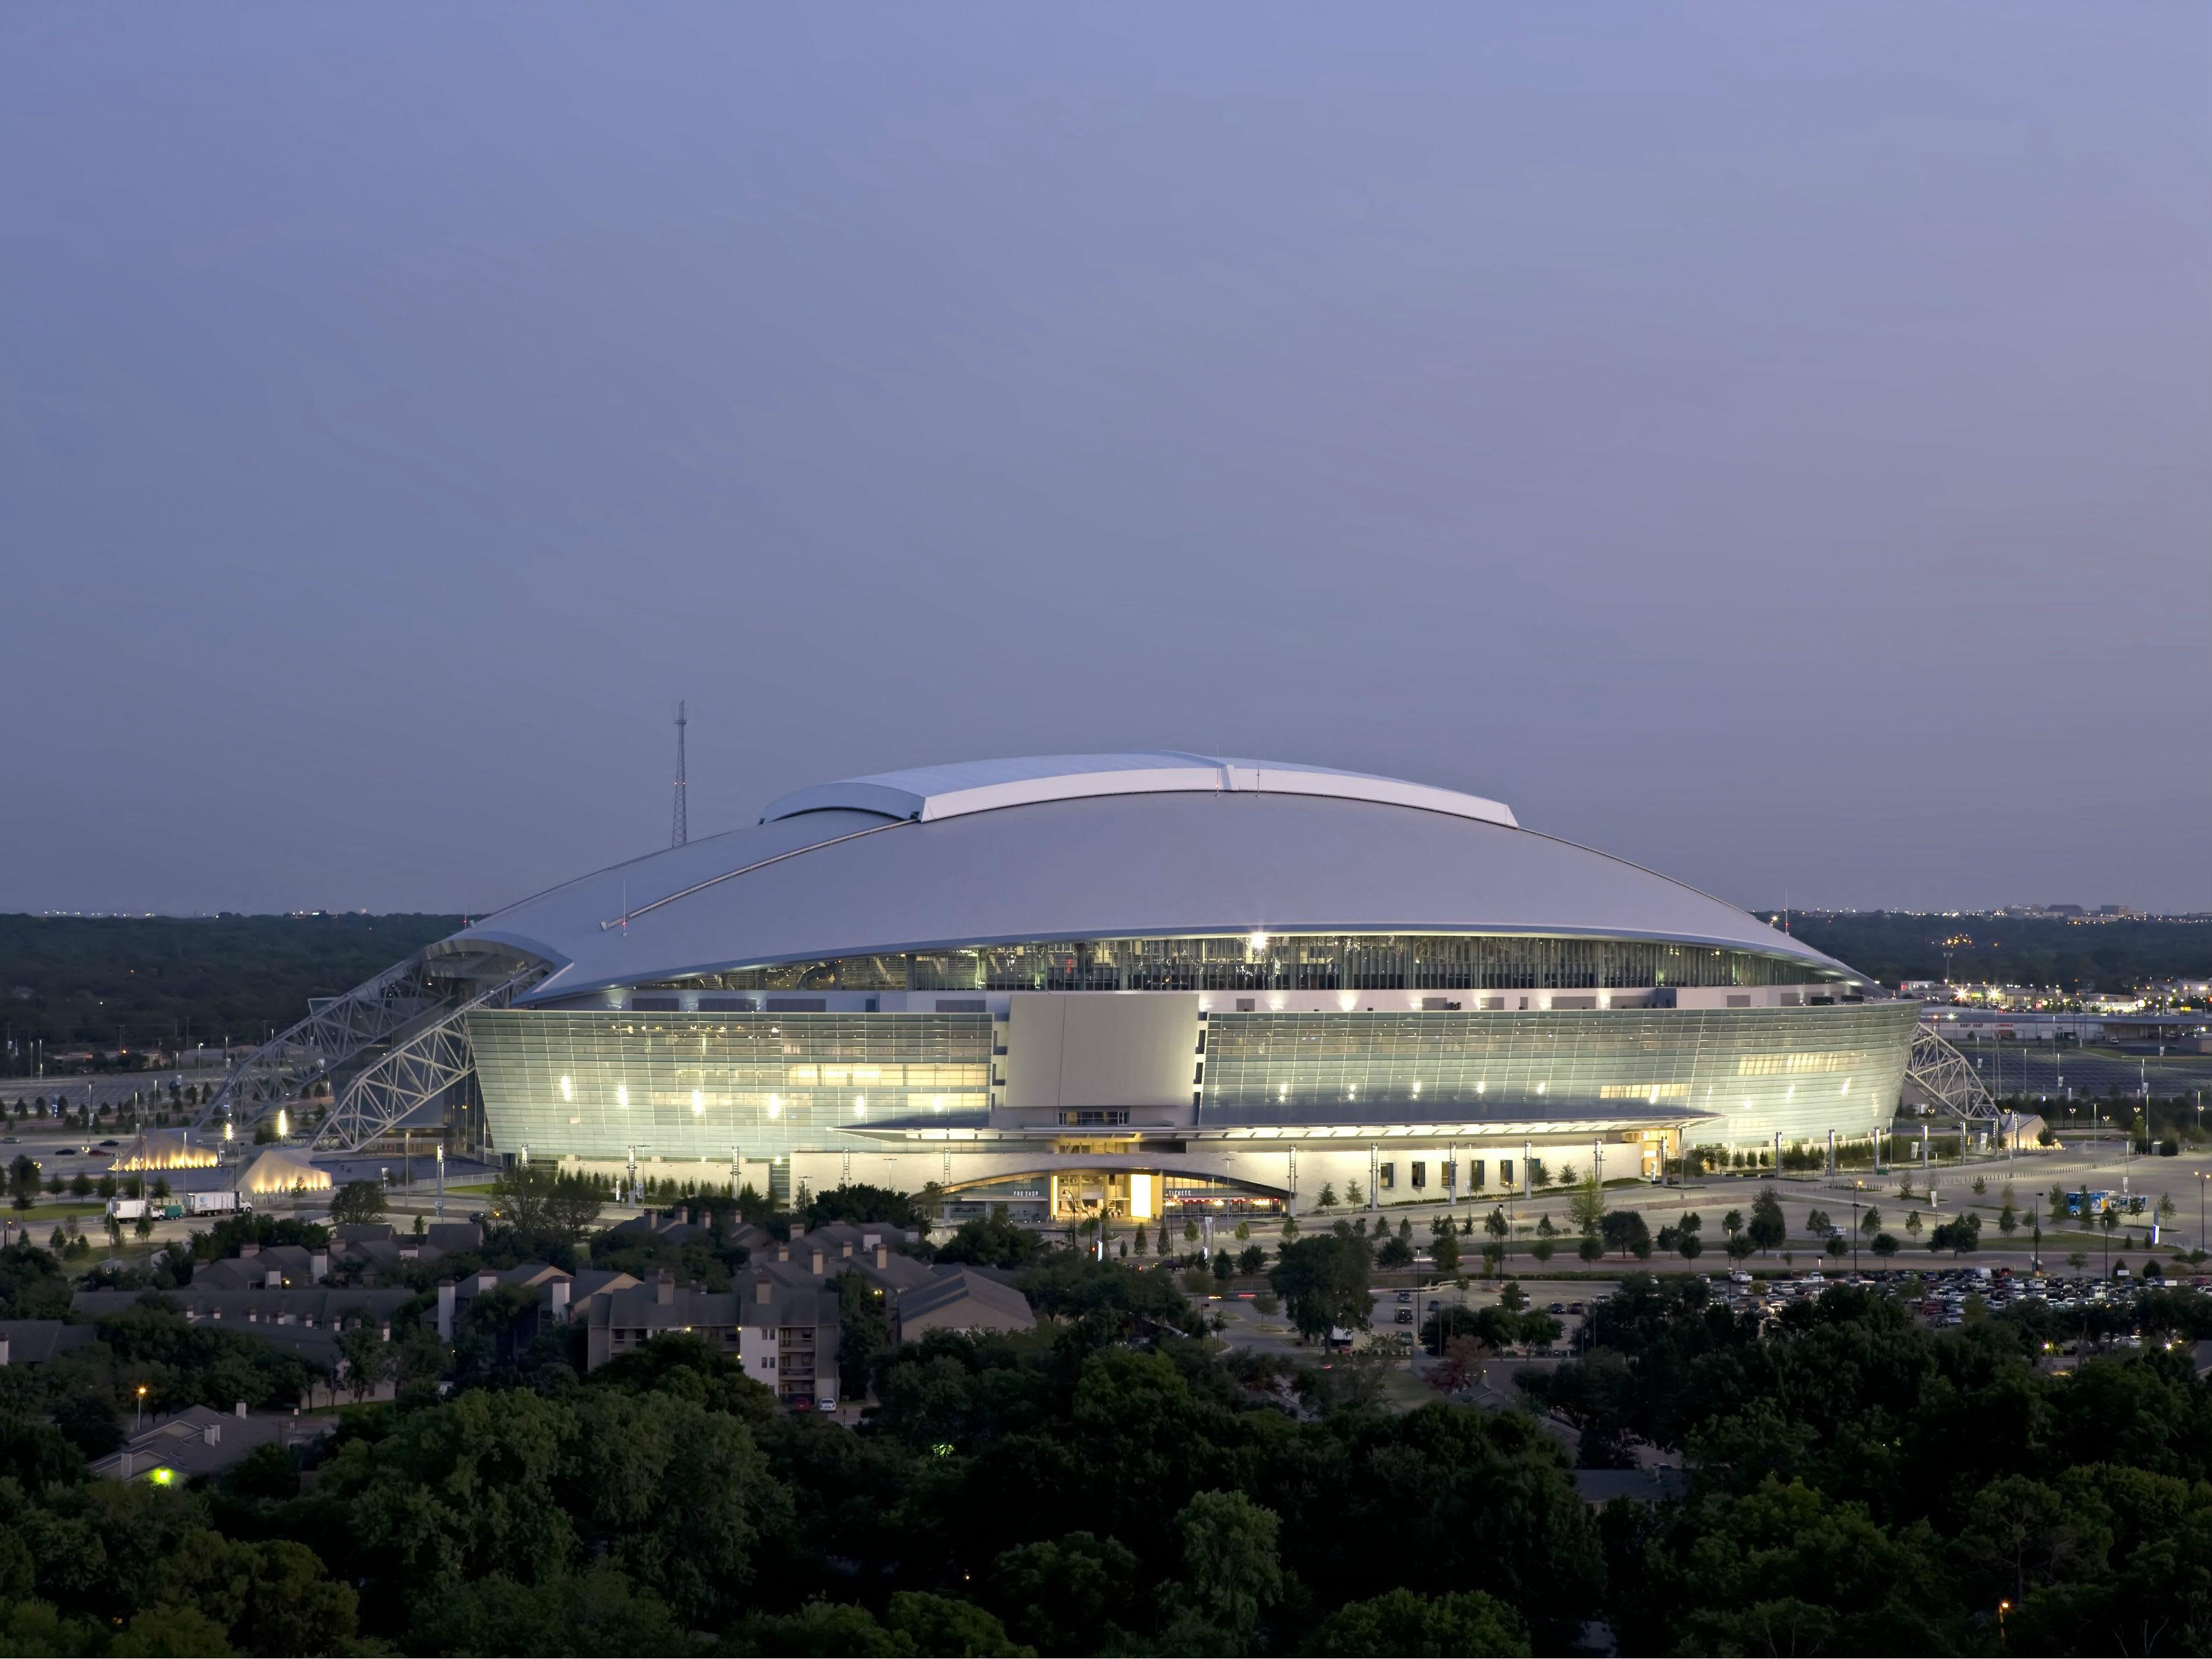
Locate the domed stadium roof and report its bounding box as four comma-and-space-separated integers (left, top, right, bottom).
443, 755, 1855, 1000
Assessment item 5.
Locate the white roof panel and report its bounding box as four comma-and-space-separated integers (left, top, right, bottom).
760, 752, 1517, 829
445, 757, 1856, 1001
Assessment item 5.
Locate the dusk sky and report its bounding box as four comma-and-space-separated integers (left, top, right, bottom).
3, 4, 2206, 918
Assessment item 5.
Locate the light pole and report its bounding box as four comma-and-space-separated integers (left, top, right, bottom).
135, 1384, 146, 1434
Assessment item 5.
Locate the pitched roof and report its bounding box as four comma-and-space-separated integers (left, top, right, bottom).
0, 1320, 96, 1366
586, 1273, 837, 1336
895, 1269, 1035, 1333
89, 1405, 336, 1483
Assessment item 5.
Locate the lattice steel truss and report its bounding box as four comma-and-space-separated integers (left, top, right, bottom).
1903, 1021, 1998, 1122
311, 965, 547, 1153
195, 953, 447, 1130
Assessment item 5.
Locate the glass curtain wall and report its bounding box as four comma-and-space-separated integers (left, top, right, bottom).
467, 1010, 990, 1163
1200, 1002, 1917, 1147
644, 935, 1845, 996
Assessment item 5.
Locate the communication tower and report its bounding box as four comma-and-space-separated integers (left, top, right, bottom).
671, 701, 689, 848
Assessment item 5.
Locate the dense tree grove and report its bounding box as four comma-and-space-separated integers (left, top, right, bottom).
17, 1183, 2212, 1655
1774, 912, 2211, 991
1527, 1274, 2212, 1654
0, 914, 464, 1054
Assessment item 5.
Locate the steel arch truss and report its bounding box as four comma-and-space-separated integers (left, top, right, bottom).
311, 967, 544, 1153
1904, 1022, 1998, 1122
196, 953, 445, 1130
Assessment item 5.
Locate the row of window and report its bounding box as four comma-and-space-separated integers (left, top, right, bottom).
637, 933, 1848, 994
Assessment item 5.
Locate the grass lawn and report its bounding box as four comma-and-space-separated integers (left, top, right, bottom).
6, 1201, 106, 1224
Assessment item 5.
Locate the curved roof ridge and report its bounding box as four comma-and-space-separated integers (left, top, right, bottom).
760, 752, 1517, 829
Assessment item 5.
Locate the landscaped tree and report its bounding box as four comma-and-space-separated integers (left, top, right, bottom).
1431, 1227, 1461, 1277
1906, 1209, 1923, 1239
328, 1180, 387, 1226
1860, 1206, 1882, 1236
1600, 1210, 1652, 1260
1930, 1213, 1983, 1257
1746, 1191, 1787, 1255
1569, 1175, 1605, 1236
1316, 1183, 1339, 1213
1267, 1232, 1373, 1342
1871, 1232, 1899, 1258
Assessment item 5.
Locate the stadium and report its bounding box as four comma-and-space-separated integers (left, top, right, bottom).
210, 754, 1927, 1221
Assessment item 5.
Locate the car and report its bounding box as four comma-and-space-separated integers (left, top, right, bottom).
818, 1396, 837, 1413
98, 1139, 117, 1148
0, 1137, 14, 1145
1394, 1308, 1414, 1324
1547, 1301, 1566, 1315
1569, 1301, 1585, 1315
1395, 1290, 1412, 1304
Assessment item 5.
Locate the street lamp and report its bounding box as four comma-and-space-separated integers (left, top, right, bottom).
135, 1384, 146, 1433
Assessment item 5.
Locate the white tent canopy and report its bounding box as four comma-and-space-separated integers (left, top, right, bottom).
231, 1148, 332, 1196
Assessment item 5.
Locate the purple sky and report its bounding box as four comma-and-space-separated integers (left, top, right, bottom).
3, 5, 2206, 917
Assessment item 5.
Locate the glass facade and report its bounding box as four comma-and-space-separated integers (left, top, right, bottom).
1199, 1002, 1918, 1147
468, 998, 1917, 1162
634, 933, 1846, 995
466, 1010, 991, 1163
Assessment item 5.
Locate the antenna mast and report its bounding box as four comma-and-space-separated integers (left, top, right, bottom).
671, 701, 689, 848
